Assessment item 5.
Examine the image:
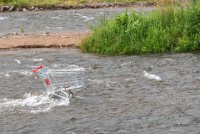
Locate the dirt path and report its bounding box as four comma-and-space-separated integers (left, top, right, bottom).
0, 32, 89, 49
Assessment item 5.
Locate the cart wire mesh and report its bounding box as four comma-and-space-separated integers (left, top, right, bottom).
48, 65, 85, 91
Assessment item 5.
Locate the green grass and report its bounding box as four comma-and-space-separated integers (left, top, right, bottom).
0, 0, 189, 7
0, 0, 152, 7
81, 1, 200, 55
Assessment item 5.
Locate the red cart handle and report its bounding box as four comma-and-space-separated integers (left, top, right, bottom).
32, 65, 45, 73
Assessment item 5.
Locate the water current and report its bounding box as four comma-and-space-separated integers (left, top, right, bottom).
0, 7, 154, 36
0, 48, 200, 133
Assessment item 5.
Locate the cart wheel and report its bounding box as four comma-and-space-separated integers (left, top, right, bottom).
68, 90, 75, 99
48, 93, 59, 100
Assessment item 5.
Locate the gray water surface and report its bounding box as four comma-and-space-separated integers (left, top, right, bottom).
0, 7, 154, 36
0, 48, 200, 134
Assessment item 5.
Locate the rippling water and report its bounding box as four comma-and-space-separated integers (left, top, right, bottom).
0, 48, 200, 133
0, 7, 154, 36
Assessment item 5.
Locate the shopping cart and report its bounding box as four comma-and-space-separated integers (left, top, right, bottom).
32, 65, 85, 100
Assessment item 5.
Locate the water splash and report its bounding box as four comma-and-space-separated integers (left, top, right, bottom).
119, 61, 133, 67
51, 16, 62, 19
0, 93, 69, 114
74, 13, 94, 22
3, 70, 32, 76
5, 73, 10, 77
0, 65, 85, 114
18, 70, 32, 76
0, 16, 7, 20
14, 59, 21, 64
57, 27, 63, 29
32, 58, 44, 62
81, 16, 94, 22
143, 71, 161, 81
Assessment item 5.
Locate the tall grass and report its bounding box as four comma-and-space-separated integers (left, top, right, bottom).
186, 1, 200, 51
81, 2, 200, 55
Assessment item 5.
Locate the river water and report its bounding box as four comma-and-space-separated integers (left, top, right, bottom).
0, 6, 200, 134
0, 48, 200, 133
0, 7, 154, 36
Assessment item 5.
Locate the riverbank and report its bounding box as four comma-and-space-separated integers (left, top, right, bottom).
0, 2, 156, 12
0, 7, 149, 50
0, 32, 89, 50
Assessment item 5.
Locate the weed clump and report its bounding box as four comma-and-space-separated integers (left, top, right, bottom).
81, 2, 200, 55
186, 1, 200, 51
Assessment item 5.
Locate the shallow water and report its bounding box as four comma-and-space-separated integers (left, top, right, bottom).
0, 48, 200, 133
0, 7, 154, 36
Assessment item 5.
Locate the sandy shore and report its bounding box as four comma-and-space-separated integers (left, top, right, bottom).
0, 32, 89, 50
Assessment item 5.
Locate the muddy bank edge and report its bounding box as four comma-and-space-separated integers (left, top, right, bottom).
0, 32, 90, 50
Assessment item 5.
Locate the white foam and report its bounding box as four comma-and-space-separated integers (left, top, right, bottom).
5, 73, 10, 77
74, 13, 94, 22
64, 85, 84, 90
51, 16, 61, 19
52, 64, 61, 68
74, 13, 81, 16
18, 71, 32, 76
57, 27, 63, 29
14, 59, 21, 64
32, 58, 44, 62
81, 15, 94, 22
5, 70, 32, 76
0, 93, 69, 114
49, 65, 85, 74
0, 17, 7, 20
143, 71, 161, 81
119, 61, 133, 67
88, 78, 104, 84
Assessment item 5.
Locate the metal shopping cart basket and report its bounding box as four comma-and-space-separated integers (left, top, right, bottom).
32, 65, 85, 100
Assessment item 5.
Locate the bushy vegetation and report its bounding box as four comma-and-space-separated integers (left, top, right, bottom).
186, 1, 200, 51
81, 1, 200, 55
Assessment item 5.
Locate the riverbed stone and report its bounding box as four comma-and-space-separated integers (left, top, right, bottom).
1, 6, 10, 12
22, 8, 27, 12
9, 6, 16, 12
31, 6, 35, 10
0, 2, 157, 13
35, 7, 39, 11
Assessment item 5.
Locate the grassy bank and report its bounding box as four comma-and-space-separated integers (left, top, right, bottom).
0, 0, 190, 7
81, 1, 200, 55
0, 0, 150, 7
